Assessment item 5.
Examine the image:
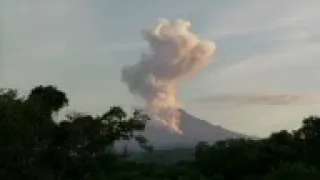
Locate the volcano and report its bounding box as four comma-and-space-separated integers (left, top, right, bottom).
142, 109, 247, 150
117, 109, 247, 151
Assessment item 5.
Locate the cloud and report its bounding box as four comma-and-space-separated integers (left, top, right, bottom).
3, 0, 320, 137
189, 93, 320, 109
93, 42, 147, 52
2, 0, 144, 113
207, 0, 320, 39
194, 0, 320, 97
193, 0, 320, 136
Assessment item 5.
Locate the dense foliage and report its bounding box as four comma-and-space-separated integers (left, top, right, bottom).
1, 85, 320, 179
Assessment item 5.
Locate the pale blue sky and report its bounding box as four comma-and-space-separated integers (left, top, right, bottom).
2, 0, 320, 136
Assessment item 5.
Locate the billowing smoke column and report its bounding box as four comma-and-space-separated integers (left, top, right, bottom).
121, 19, 216, 133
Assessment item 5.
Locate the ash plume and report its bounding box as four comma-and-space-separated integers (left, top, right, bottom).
121, 19, 216, 133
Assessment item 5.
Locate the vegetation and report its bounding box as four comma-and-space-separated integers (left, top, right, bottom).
2, 85, 320, 179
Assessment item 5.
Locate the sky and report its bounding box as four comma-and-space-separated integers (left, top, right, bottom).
2, 0, 320, 136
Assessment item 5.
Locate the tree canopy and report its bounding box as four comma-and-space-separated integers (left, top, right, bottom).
2, 85, 320, 179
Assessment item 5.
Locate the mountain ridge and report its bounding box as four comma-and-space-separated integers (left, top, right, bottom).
116, 109, 248, 151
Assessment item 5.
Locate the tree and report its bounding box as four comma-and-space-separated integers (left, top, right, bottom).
294, 116, 320, 141
0, 88, 57, 179
49, 106, 153, 179
1, 86, 152, 179
5, 85, 320, 180
264, 162, 320, 180
27, 85, 68, 117
293, 116, 320, 167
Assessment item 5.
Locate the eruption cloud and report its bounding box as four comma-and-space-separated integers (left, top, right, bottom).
121, 19, 216, 133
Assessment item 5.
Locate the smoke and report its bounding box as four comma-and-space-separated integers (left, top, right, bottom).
121, 19, 216, 133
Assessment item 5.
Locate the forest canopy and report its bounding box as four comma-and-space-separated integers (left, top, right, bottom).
1, 85, 320, 180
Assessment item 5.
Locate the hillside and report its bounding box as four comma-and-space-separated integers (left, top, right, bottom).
118, 109, 247, 152
143, 109, 247, 149
128, 109, 248, 163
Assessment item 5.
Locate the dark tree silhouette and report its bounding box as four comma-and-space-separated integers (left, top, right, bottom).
0, 86, 152, 179
27, 85, 69, 116
2, 85, 320, 180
